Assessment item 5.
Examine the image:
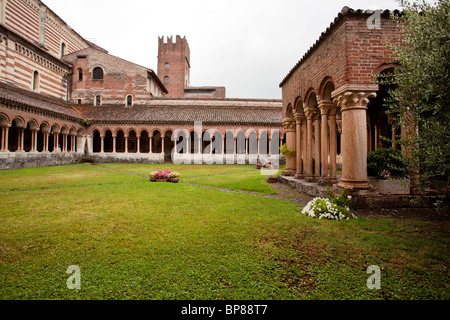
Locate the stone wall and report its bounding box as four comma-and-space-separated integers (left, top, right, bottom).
0, 151, 84, 170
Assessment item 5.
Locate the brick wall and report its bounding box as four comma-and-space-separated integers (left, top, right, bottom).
64, 48, 165, 106
281, 10, 403, 114
1, 0, 90, 58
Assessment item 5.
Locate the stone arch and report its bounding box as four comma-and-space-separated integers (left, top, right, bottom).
225, 130, 234, 155
139, 129, 150, 153
236, 130, 246, 155
104, 129, 113, 153
92, 130, 101, 153
152, 129, 162, 153
116, 129, 126, 153
211, 130, 223, 155
248, 131, 258, 155
24, 119, 38, 152
127, 129, 138, 153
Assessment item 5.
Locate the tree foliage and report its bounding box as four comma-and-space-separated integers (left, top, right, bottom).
382, 0, 450, 192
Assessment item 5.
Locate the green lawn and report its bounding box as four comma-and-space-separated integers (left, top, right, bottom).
0, 164, 448, 300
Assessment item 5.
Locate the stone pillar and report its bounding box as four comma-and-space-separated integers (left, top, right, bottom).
305, 111, 314, 180
329, 108, 338, 183
313, 114, 321, 180
43, 132, 49, 152
149, 135, 153, 153
333, 85, 377, 191
17, 128, 24, 152
0, 126, 9, 152
318, 101, 333, 184
124, 135, 128, 153
31, 129, 38, 152
294, 113, 305, 179
112, 135, 117, 153
137, 134, 141, 153
100, 135, 104, 153
282, 117, 296, 176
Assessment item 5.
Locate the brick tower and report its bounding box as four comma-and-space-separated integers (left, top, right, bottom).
157, 35, 190, 98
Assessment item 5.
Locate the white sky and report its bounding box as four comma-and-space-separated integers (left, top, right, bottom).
41, 0, 402, 99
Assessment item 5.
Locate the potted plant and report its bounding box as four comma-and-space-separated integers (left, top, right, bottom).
168, 172, 180, 183
149, 171, 158, 182
367, 147, 410, 194
266, 174, 279, 184
154, 170, 169, 182
256, 163, 262, 169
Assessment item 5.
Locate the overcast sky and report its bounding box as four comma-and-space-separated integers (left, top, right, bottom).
42, 0, 402, 99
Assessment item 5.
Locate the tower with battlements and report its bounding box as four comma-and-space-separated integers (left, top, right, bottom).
157, 35, 191, 98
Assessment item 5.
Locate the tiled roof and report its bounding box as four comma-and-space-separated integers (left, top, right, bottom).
73, 104, 282, 126
0, 82, 83, 120
279, 7, 401, 87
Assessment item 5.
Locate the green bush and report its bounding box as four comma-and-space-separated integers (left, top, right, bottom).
367, 147, 408, 179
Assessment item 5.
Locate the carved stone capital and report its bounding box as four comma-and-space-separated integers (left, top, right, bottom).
332, 85, 378, 111
282, 117, 296, 131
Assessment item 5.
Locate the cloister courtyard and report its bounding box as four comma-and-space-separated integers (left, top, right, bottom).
0, 163, 448, 300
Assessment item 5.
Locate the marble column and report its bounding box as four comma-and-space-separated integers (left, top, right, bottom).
313, 113, 321, 180
305, 110, 314, 180
333, 85, 377, 191
329, 107, 338, 183
282, 117, 296, 176
294, 113, 305, 179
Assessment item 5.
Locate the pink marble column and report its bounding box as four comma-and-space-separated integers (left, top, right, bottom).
318, 101, 333, 184
305, 111, 314, 180
329, 108, 338, 183
294, 113, 305, 179
282, 117, 296, 176
333, 86, 377, 191
313, 114, 321, 180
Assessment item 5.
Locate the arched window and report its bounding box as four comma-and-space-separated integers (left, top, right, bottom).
164, 62, 170, 70
164, 76, 170, 84
95, 95, 101, 106
126, 95, 133, 107
78, 68, 83, 82
60, 42, 66, 57
32, 71, 39, 91
93, 67, 103, 80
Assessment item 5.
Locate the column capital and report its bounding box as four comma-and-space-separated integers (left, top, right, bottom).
282, 117, 296, 131
294, 113, 306, 123
332, 85, 377, 111
317, 100, 336, 115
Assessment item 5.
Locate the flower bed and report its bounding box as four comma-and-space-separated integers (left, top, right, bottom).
149, 170, 180, 183
301, 187, 356, 221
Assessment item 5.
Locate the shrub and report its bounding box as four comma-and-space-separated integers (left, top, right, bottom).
169, 172, 180, 179
301, 187, 356, 221
279, 143, 296, 156
367, 147, 408, 179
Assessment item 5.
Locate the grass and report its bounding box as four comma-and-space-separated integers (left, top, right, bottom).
0, 163, 448, 300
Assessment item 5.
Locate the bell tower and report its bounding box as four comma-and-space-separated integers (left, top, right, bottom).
157, 35, 190, 98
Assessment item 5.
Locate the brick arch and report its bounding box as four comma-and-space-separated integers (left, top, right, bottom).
60, 125, 69, 135
285, 103, 294, 118
318, 77, 335, 101
26, 119, 39, 130
305, 88, 318, 110
0, 113, 10, 126
373, 61, 400, 75
294, 97, 304, 114
126, 128, 138, 136
12, 116, 26, 128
